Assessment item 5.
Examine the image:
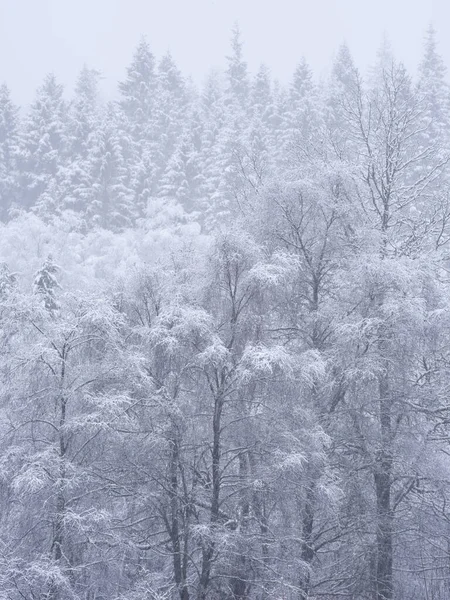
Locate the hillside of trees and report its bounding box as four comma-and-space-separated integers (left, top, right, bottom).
2, 24, 450, 600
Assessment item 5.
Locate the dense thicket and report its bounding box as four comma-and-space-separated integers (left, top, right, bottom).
1, 25, 450, 600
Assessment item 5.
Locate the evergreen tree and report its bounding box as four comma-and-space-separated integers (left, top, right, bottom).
158, 119, 205, 212
0, 262, 16, 298
119, 36, 156, 136
0, 84, 20, 220
206, 112, 244, 226
85, 103, 135, 229
368, 33, 394, 87
151, 51, 189, 180
283, 58, 322, 170
418, 25, 450, 142
271, 79, 290, 166
33, 254, 61, 314
118, 38, 159, 219
326, 43, 360, 160
69, 66, 101, 159
193, 71, 227, 223
250, 63, 274, 125
19, 74, 68, 214
62, 66, 101, 216
290, 58, 314, 109
157, 51, 187, 105
225, 23, 249, 110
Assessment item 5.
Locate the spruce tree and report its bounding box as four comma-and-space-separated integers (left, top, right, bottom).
118, 38, 159, 218
282, 58, 321, 170
418, 25, 450, 142
250, 64, 274, 125
326, 43, 360, 160
33, 254, 61, 314
0, 84, 20, 220
69, 66, 101, 158
63, 66, 101, 216
19, 74, 68, 215
0, 262, 16, 298
151, 51, 189, 184
119, 36, 156, 137
158, 121, 205, 213
225, 23, 249, 110
85, 104, 135, 229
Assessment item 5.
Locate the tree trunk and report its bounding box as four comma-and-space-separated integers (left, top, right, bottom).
169, 436, 190, 600
197, 391, 224, 600
299, 480, 316, 600
374, 373, 393, 600
49, 390, 67, 600
230, 452, 251, 599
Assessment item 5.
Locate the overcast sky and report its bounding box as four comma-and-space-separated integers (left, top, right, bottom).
0, 0, 446, 105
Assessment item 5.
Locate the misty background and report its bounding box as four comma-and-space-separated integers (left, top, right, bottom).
1, 0, 446, 104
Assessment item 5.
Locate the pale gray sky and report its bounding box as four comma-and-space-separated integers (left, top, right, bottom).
0, 0, 446, 104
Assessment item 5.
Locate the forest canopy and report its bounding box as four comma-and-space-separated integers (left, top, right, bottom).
1, 24, 450, 600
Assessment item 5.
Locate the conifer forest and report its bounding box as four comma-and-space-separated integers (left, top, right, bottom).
2, 20, 450, 600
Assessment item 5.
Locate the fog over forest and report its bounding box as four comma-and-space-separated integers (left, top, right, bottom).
1, 6, 450, 600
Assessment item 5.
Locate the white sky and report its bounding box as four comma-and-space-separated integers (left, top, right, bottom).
0, 0, 446, 105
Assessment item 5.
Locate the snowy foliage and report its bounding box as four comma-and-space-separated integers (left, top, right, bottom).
1, 26, 450, 600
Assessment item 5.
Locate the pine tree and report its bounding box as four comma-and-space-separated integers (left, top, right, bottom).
157, 51, 187, 105
69, 66, 101, 158
19, 74, 68, 215
368, 33, 394, 88
332, 42, 358, 89
206, 112, 244, 227
158, 119, 205, 212
62, 66, 101, 216
282, 58, 321, 170
0, 262, 16, 298
85, 103, 135, 229
151, 51, 190, 181
326, 43, 360, 160
33, 254, 61, 314
189, 71, 226, 226
290, 58, 314, 108
418, 25, 450, 142
231, 65, 277, 207
250, 64, 274, 125
117, 39, 159, 220
0, 83, 20, 220
225, 23, 249, 110
119, 37, 156, 136
271, 79, 290, 166
197, 33, 250, 228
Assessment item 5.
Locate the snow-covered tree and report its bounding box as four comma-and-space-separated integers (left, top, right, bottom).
61, 66, 102, 216
33, 254, 61, 314
0, 84, 20, 220
0, 262, 16, 298
418, 26, 450, 147
225, 22, 249, 110
83, 103, 135, 229
19, 74, 68, 215
2, 25, 450, 600
119, 36, 156, 135
151, 51, 190, 178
